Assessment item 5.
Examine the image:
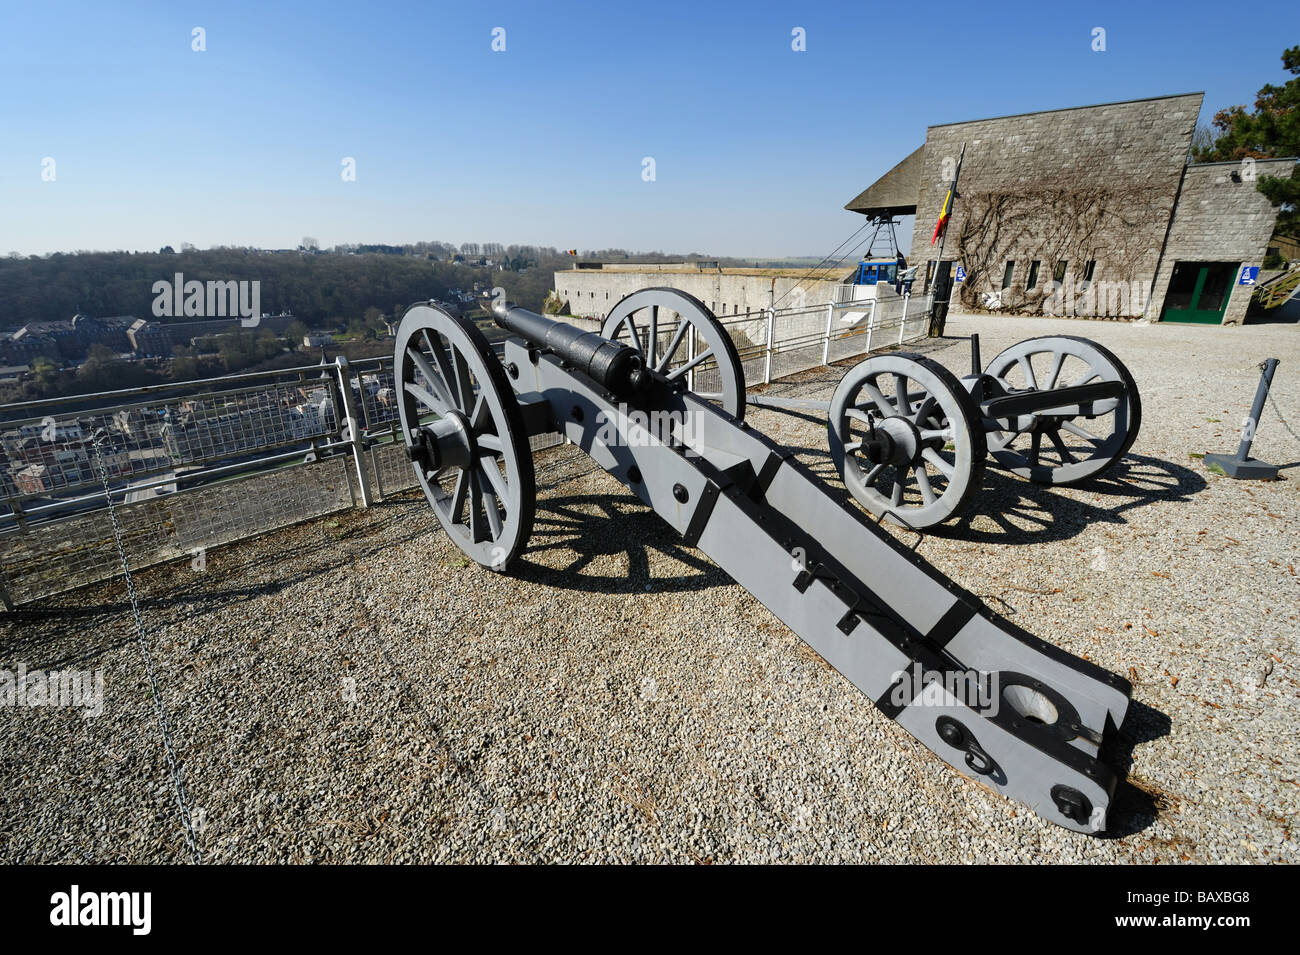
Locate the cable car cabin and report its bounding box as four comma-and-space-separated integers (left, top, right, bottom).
851, 259, 900, 287
835, 258, 907, 318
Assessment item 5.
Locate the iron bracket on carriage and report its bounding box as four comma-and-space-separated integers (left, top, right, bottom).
393, 287, 1136, 834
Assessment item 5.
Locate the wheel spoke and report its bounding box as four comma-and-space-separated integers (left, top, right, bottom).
423, 329, 459, 405
914, 466, 937, 505
666, 348, 713, 380
647, 306, 658, 367
1018, 356, 1038, 390
1044, 351, 1067, 390
467, 469, 486, 541
656, 320, 690, 372
1069, 362, 1102, 388
1028, 431, 1042, 467
1060, 419, 1104, 444
477, 432, 503, 454
478, 456, 510, 502
862, 383, 896, 417
404, 381, 444, 415
621, 315, 640, 352
919, 427, 953, 442
891, 475, 905, 506
894, 374, 912, 415
1048, 430, 1078, 463
407, 345, 453, 409
865, 462, 886, 483
469, 393, 489, 430
450, 345, 475, 413
922, 447, 955, 477
449, 469, 469, 522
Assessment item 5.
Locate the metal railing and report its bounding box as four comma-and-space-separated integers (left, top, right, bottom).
0, 297, 926, 607
0, 357, 393, 606
698, 291, 925, 393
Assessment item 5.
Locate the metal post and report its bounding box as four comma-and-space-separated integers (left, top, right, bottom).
1238, 358, 1278, 460
1205, 358, 1281, 480
898, 293, 909, 345
970, 333, 982, 375
334, 357, 373, 507
763, 307, 775, 384
822, 301, 834, 366
865, 300, 876, 354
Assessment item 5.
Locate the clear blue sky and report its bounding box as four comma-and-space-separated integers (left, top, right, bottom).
1, 0, 1295, 258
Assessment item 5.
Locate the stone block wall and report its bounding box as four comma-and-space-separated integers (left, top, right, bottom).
1149, 158, 1297, 324
909, 93, 1203, 318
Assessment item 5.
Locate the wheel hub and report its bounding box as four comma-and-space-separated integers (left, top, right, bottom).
875, 415, 923, 467
408, 412, 474, 474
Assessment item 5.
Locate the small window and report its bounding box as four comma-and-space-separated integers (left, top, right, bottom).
1083, 260, 1097, 282
733, 304, 738, 314
1027, 260, 1041, 289
1002, 261, 1016, 290
1053, 260, 1068, 283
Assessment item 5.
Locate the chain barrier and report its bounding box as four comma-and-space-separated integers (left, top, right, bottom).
89, 430, 204, 864
1258, 361, 1299, 445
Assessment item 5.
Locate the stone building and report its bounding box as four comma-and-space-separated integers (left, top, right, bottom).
126, 313, 298, 356
1, 313, 133, 364
552, 262, 846, 322
846, 92, 1297, 325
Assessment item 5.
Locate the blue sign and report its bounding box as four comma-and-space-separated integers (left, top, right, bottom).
1239, 266, 1259, 286
954, 266, 966, 283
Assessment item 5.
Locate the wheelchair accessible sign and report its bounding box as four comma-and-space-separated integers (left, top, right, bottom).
1239, 266, 1259, 286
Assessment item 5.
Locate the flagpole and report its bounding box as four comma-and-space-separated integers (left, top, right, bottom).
926, 142, 966, 335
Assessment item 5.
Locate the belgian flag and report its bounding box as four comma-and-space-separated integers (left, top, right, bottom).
930, 182, 954, 245
566, 249, 578, 256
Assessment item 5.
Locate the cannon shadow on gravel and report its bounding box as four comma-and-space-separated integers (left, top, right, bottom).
1094, 698, 1172, 839
512, 494, 731, 594
787, 447, 1208, 548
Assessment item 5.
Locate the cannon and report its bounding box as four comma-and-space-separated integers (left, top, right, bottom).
394, 290, 1134, 833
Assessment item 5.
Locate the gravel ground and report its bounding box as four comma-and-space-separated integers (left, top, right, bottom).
1, 312, 1297, 864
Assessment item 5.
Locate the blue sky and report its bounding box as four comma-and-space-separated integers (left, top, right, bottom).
1, 0, 1295, 258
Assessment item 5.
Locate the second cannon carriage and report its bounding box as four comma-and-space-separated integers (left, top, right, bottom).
598, 287, 1142, 529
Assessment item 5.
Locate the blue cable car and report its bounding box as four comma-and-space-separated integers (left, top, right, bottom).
852, 257, 907, 287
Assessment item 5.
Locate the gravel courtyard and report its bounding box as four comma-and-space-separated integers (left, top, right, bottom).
2, 313, 1297, 864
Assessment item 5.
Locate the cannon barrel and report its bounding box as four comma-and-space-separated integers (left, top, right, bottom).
492, 301, 649, 399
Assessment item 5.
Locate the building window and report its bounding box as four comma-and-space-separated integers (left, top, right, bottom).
1002, 261, 1016, 290
1053, 260, 1068, 283
1027, 260, 1041, 289
924, 260, 935, 292
1082, 260, 1097, 283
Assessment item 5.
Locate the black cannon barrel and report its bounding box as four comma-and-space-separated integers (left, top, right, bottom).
492, 301, 648, 398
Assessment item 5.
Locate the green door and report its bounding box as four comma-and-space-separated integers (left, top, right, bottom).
1161, 261, 1237, 324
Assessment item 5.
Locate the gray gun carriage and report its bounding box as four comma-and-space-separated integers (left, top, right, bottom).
393, 287, 1140, 833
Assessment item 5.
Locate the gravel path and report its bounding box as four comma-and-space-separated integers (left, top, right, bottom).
2, 313, 1297, 863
